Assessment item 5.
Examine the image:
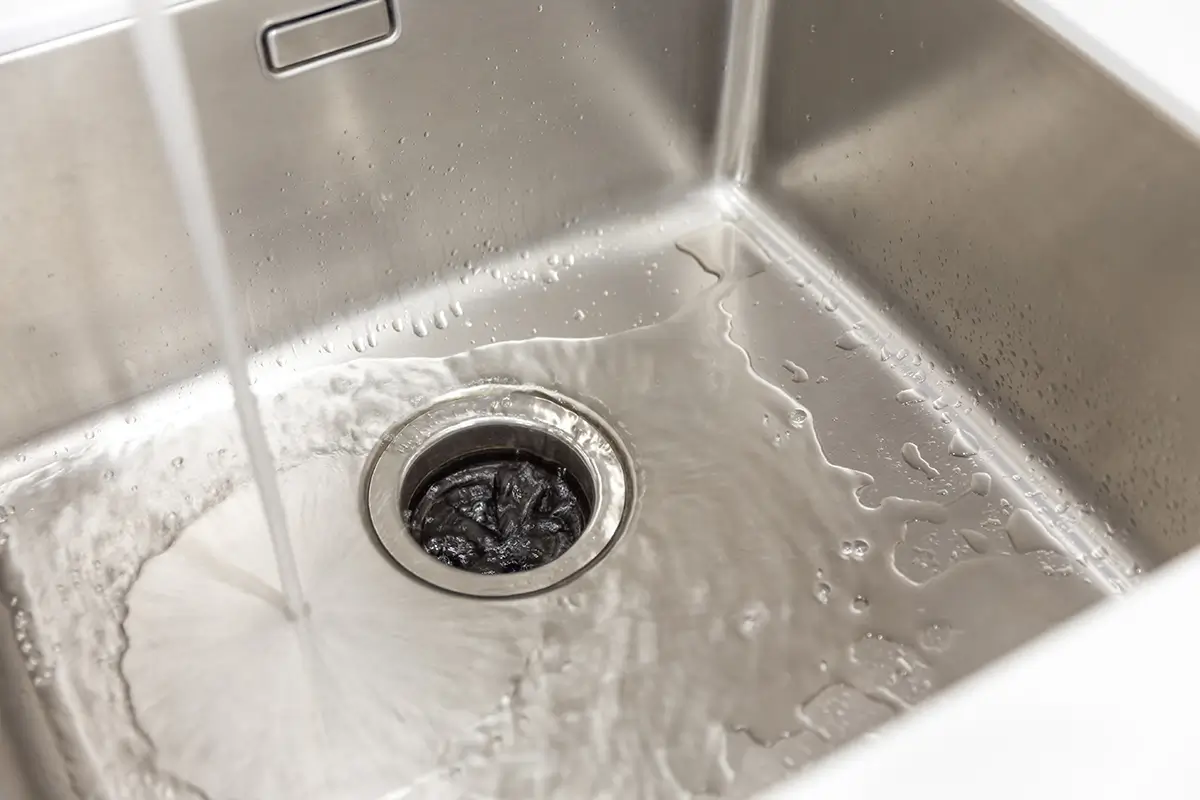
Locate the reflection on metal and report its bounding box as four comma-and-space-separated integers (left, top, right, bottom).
714, 0, 773, 182
365, 387, 633, 598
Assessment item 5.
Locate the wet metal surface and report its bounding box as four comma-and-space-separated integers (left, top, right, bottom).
0, 215, 1121, 798
2, 0, 1197, 796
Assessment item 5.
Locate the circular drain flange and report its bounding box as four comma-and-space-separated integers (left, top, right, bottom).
365, 386, 632, 597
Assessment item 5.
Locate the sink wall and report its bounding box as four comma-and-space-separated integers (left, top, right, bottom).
0, 0, 727, 450
749, 0, 1200, 561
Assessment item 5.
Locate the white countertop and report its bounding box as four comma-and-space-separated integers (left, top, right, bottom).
0, 0, 128, 54
4, 1, 1200, 798
1014, 0, 1200, 139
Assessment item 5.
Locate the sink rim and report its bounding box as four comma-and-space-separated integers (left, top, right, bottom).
364, 384, 635, 598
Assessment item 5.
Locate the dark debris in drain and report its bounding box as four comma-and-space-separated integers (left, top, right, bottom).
407, 458, 588, 574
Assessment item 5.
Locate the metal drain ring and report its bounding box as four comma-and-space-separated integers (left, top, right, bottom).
365, 386, 632, 597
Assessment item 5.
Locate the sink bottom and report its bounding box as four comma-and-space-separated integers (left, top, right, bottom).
0, 186, 1134, 799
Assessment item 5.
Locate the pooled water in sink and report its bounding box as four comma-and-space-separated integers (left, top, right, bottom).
0, 229, 1100, 799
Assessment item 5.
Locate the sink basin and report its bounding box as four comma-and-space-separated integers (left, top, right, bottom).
2, 0, 1197, 797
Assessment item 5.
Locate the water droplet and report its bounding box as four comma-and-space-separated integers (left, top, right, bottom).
787, 408, 809, 428
433, 310, 449, 330
839, 539, 870, 561
960, 528, 991, 554
573, 309, 587, 321
895, 388, 924, 405
170, 457, 184, 469
352, 338, 367, 353
391, 318, 404, 332
969, 472, 992, 496
736, 601, 770, 639
835, 329, 866, 351
367, 331, 379, 348
547, 253, 562, 267
814, 581, 832, 604
948, 428, 979, 458
1037, 551, 1076, 578
900, 442, 940, 479
412, 319, 429, 338
783, 360, 809, 383
821, 295, 839, 312
1005, 509, 1056, 555
450, 301, 464, 317
918, 622, 957, 652
851, 595, 870, 613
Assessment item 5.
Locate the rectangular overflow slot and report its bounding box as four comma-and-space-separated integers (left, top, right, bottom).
262, 0, 398, 75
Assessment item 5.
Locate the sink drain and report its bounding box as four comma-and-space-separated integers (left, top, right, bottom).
365, 386, 633, 597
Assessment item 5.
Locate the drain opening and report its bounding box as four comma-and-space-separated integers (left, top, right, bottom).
401, 424, 594, 574
366, 387, 632, 598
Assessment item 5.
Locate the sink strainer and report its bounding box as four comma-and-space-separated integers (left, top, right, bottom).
365, 386, 633, 597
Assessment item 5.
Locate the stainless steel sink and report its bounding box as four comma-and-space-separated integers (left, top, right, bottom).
2, 0, 1198, 797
